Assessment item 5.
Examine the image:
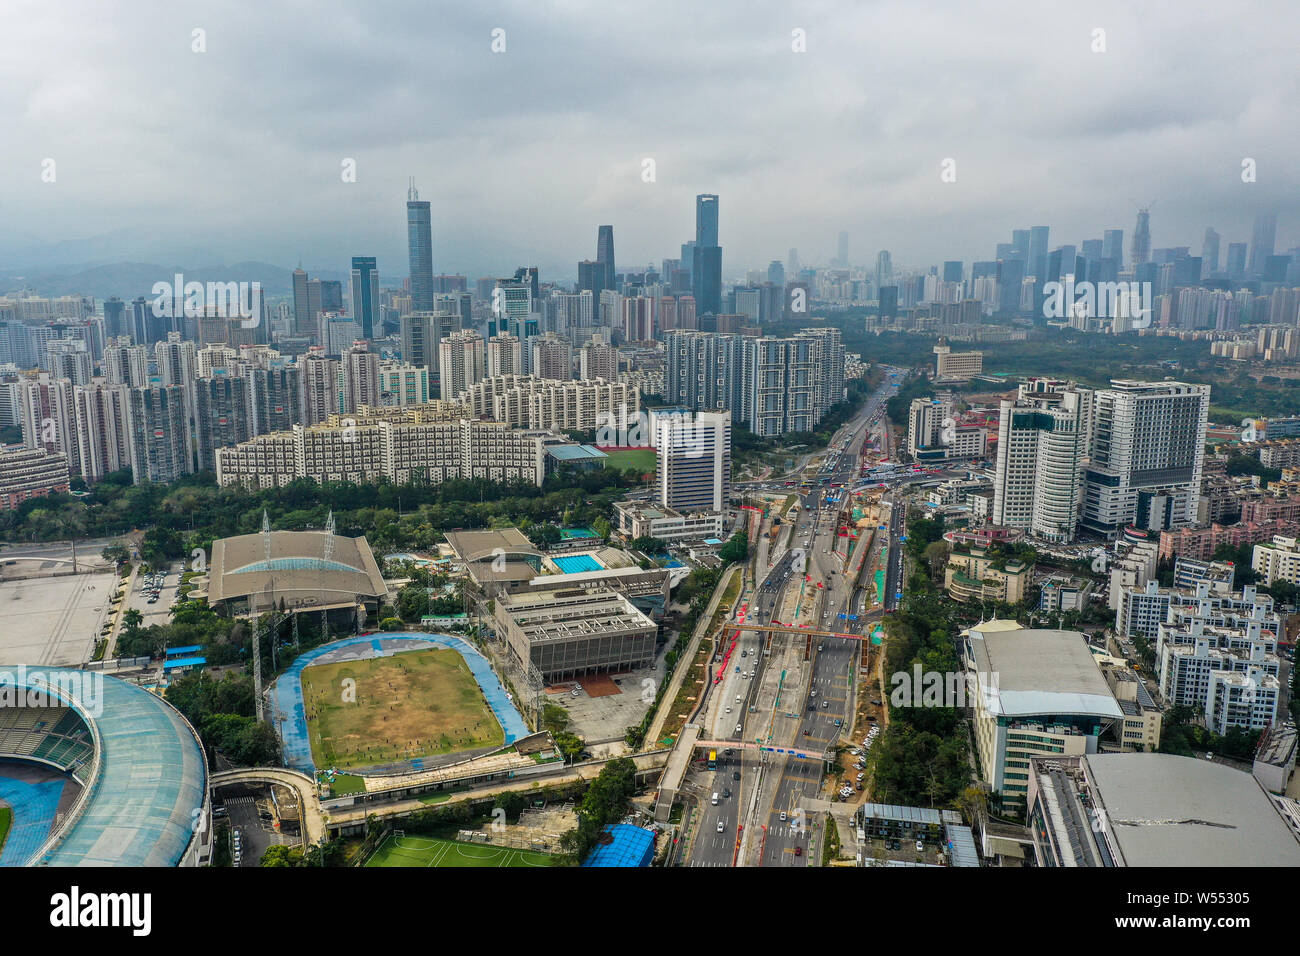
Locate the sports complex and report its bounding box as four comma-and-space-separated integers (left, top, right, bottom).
269, 633, 530, 777
0, 666, 210, 867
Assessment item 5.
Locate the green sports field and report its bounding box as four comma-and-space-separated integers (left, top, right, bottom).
603, 448, 656, 474
0, 806, 10, 857
300, 648, 503, 772
365, 832, 556, 868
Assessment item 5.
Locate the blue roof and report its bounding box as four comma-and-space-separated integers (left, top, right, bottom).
582, 824, 655, 867
163, 656, 207, 670
166, 645, 202, 656
547, 444, 609, 462
13, 668, 208, 867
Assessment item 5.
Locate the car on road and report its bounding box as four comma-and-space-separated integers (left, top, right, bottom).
717, 820, 725, 833
733, 771, 741, 781
779, 811, 787, 822
794, 846, 803, 857
916, 840, 924, 852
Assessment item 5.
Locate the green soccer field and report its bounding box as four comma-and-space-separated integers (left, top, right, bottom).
603, 448, 656, 474
365, 832, 557, 868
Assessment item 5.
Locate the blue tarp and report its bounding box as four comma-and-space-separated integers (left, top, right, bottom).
162, 656, 206, 670
582, 824, 656, 867
165, 645, 202, 657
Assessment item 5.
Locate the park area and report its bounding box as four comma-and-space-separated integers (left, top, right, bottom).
365, 832, 556, 868
300, 648, 504, 772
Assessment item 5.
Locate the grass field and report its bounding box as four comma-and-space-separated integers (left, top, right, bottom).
301, 648, 504, 772
365, 832, 556, 868
0, 806, 10, 858
603, 448, 656, 474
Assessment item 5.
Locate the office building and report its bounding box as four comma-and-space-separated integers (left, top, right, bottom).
1080, 381, 1209, 537
653, 409, 730, 512
349, 256, 380, 340
964, 621, 1123, 805
992, 380, 1093, 542
933, 341, 983, 382
692, 194, 722, 315
406, 181, 435, 311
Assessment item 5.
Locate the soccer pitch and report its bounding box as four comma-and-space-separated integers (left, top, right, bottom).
365, 832, 556, 868
300, 648, 504, 772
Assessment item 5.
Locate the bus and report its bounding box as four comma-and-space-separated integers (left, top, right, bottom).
707, 750, 717, 770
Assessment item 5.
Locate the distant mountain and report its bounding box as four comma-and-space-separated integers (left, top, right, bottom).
0, 261, 317, 300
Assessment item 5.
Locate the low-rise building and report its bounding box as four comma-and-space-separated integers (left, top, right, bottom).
613, 501, 725, 544
963, 621, 1123, 806
493, 587, 657, 682
944, 546, 1030, 605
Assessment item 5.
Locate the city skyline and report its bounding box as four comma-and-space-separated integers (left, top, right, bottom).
2, 1, 1298, 279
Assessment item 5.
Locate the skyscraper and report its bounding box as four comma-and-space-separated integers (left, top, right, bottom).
406, 180, 435, 312
1028, 226, 1050, 280
439, 330, 486, 400
597, 225, 616, 291
836, 231, 849, 268
692, 194, 722, 315
1132, 207, 1152, 268
875, 250, 892, 291
1102, 229, 1124, 264
291, 268, 312, 337
1201, 227, 1220, 277
1249, 210, 1277, 276
1226, 242, 1248, 278
350, 256, 380, 340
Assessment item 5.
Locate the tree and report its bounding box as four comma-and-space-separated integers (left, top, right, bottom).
101, 543, 130, 565
629, 536, 668, 554
719, 532, 749, 563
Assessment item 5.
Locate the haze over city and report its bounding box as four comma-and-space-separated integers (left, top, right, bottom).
2, 0, 1298, 278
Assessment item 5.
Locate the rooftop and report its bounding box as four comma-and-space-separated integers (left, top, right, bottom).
966, 622, 1123, 720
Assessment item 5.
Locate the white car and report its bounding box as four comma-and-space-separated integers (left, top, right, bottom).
717, 820, 726, 833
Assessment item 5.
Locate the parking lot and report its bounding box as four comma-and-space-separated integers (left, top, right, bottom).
125, 562, 183, 629
554, 660, 667, 757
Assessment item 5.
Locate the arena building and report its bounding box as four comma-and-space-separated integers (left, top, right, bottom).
196, 523, 387, 623
0, 666, 209, 866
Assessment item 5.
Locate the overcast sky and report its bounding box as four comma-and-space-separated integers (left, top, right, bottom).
2, 0, 1297, 280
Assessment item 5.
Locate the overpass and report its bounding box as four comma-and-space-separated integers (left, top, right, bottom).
693, 739, 831, 761
210, 768, 326, 846
729, 622, 875, 641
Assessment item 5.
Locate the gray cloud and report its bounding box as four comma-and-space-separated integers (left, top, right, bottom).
1, 0, 1296, 282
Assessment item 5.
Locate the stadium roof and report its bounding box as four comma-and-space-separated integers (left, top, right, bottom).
443, 528, 540, 565
545, 444, 608, 462
207, 529, 386, 612
582, 824, 656, 867
16, 668, 208, 866
1077, 754, 1300, 867
966, 622, 1123, 720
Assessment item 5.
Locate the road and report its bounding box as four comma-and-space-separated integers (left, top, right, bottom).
683, 368, 908, 867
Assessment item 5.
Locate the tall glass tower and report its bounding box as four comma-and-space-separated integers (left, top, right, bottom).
406, 179, 434, 312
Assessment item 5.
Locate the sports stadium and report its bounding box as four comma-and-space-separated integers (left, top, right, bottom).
0, 666, 210, 866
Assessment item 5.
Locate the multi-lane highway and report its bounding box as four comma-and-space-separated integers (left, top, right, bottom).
684, 369, 907, 867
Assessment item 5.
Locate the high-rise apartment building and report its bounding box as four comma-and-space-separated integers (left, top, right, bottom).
439, 329, 486, 400
530, 333, 572, 381
127, 384, 193, 484
342, 341, 381, 412
487, 333, 524, 377
299, 348, 340, 425
579, 338, 619, 382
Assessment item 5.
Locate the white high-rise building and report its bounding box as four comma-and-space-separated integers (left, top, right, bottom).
992, 380, 1094, 543
1081, 381, 1210, 537
487, 333, 524, 377
653, 409, 731, 513
341, 341, 381, 412
378, 361, 430, 407
530, 333, 572, 381
439, 330, 486, 401
579, 338, 619, 382
299, 348, 340, 425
